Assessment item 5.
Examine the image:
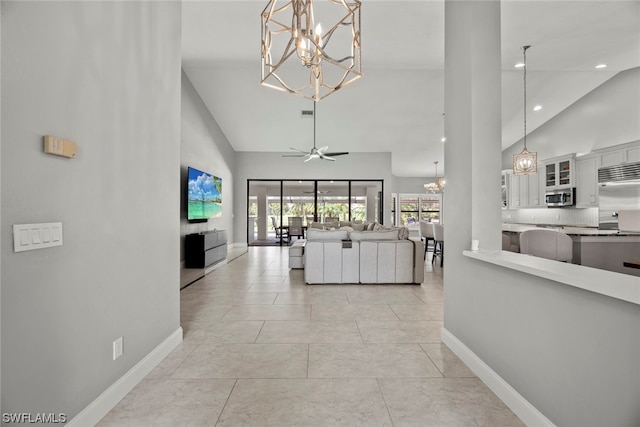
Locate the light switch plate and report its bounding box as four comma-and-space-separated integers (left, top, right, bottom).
44, 135, 77, 158
13, 222, 63, 252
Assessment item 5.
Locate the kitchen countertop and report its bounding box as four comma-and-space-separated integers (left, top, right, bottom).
502, 223, 640, 236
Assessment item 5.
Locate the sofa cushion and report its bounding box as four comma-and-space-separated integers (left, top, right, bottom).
309, 221, 339, 230
306, 229, 349, 241
350, 230, 400, 241
351, 223, 367, 231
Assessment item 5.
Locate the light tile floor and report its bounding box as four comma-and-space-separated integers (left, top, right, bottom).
98, 247, 524, 426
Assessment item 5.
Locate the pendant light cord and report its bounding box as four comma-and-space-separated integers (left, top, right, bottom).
522, 45, 530, 150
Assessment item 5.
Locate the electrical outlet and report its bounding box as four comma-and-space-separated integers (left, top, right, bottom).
113, 337, 123, 360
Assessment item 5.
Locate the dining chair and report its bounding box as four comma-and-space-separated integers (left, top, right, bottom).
271, 216, 288, 241
419, 221, 435, 259
288, 216, 304, 241
432, 223, 444, 267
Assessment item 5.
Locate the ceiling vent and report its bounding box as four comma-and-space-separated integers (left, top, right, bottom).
301, 110, 314, 118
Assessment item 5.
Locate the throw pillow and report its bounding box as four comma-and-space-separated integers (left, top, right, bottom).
352, 223, 366, 231
398, 227, 410, 240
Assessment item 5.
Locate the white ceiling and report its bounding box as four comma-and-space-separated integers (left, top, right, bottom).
182, 0, 640, 177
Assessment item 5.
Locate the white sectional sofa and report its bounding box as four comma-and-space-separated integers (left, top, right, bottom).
302, 228, 424, 284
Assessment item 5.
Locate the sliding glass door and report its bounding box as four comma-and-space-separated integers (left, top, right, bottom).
248, 179, 384, 246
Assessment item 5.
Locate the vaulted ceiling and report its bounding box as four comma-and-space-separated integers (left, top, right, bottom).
182, 0, 640, 177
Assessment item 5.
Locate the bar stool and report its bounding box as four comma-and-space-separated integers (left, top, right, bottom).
419, 221, 435, 259
432, 223, 444, 267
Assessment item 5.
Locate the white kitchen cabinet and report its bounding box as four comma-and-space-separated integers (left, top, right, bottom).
575, 155, 599, 207
626, 146, 640, 163
600, 150, 624, 167
501, 170, 510, 208
594, 141, 640, 167
508, 172, 542, 208
543, 155, 575, 190
528, 171, 543, 207
508, 173, 522, 208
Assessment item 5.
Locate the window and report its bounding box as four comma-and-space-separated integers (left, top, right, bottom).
395, 193, 442, 228
399, 195, 419, 227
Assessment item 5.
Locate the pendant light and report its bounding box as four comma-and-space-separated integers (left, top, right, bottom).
513, 45, 537, 175
424, 161, 446, 193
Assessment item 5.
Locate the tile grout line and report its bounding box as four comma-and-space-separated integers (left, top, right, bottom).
375, 377, 397, 427
214, 378, 238, 427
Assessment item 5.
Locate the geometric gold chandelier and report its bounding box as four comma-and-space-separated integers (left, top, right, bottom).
513, 45, 537, 175
261, 0, 362, 101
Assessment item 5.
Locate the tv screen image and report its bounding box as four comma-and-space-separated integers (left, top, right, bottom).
187, 167, 222, 220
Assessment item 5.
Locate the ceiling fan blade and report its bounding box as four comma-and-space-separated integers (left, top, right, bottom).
317, 146, 329, 153
319, 154, 336, 161
282, 154, 306, 157
324, 152, 349, 156
289, 147, 308, 154
303, 156, 314, 163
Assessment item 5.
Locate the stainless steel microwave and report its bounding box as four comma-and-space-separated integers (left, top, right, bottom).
545, 189, 575, 207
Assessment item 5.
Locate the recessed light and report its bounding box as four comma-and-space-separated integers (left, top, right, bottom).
595, 64, 607, 69
533, 105, 542, 112
514, 62, 525, 68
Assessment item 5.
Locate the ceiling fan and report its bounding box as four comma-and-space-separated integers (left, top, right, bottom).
283, 102, 349, 162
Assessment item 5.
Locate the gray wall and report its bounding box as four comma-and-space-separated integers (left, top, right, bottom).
180, 71, 235, 264
1, 1, 181, 419
502, 67, 640, 167
447, 3, 640, 426
233, 152, 393, 244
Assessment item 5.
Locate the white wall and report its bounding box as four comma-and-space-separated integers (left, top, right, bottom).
233, 152, 392, 244
1, 1, 181, 419
180, 71, 235, 280
502, 67, 640, 167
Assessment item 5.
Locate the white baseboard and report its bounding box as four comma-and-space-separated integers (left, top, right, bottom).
66, 327, 183, 427
441, 327, 555, 427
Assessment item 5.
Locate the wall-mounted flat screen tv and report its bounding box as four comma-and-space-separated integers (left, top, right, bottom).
187, 166, 222, 221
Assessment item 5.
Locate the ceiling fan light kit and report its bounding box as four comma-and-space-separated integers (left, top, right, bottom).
261, 0, 362, 101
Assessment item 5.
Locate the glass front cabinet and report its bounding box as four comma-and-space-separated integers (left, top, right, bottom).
543, 154, 575, 190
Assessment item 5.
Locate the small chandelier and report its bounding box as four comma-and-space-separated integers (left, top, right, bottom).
424, 161, 446, 193
513, 45, 537, 175
261, 0, 362, 101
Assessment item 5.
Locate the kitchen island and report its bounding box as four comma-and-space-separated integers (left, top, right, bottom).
502, 223, 640, 277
